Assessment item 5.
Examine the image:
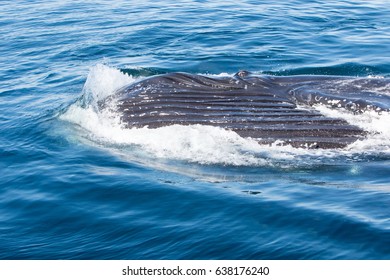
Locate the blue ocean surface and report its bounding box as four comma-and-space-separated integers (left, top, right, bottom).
1, 0, 390, 259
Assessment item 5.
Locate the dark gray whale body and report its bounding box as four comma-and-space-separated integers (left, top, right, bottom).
106, 71, 390, 149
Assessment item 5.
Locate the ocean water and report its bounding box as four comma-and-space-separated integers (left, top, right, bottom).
1, 0, 390, 260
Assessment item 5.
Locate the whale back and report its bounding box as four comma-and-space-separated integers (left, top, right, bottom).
106, 72, 390, 149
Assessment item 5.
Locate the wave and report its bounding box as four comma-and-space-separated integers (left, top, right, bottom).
59, 64, 390, 167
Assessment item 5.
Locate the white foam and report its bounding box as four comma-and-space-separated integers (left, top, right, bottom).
80, 64, 136, 106
61, 102, 267, 166
312, 104, 390, 154
60, 65, 390, 166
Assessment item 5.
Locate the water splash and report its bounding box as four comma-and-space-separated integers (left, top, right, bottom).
79, 64, 136, 108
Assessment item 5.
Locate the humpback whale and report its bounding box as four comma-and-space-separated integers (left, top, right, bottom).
102, 71, 390, 149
